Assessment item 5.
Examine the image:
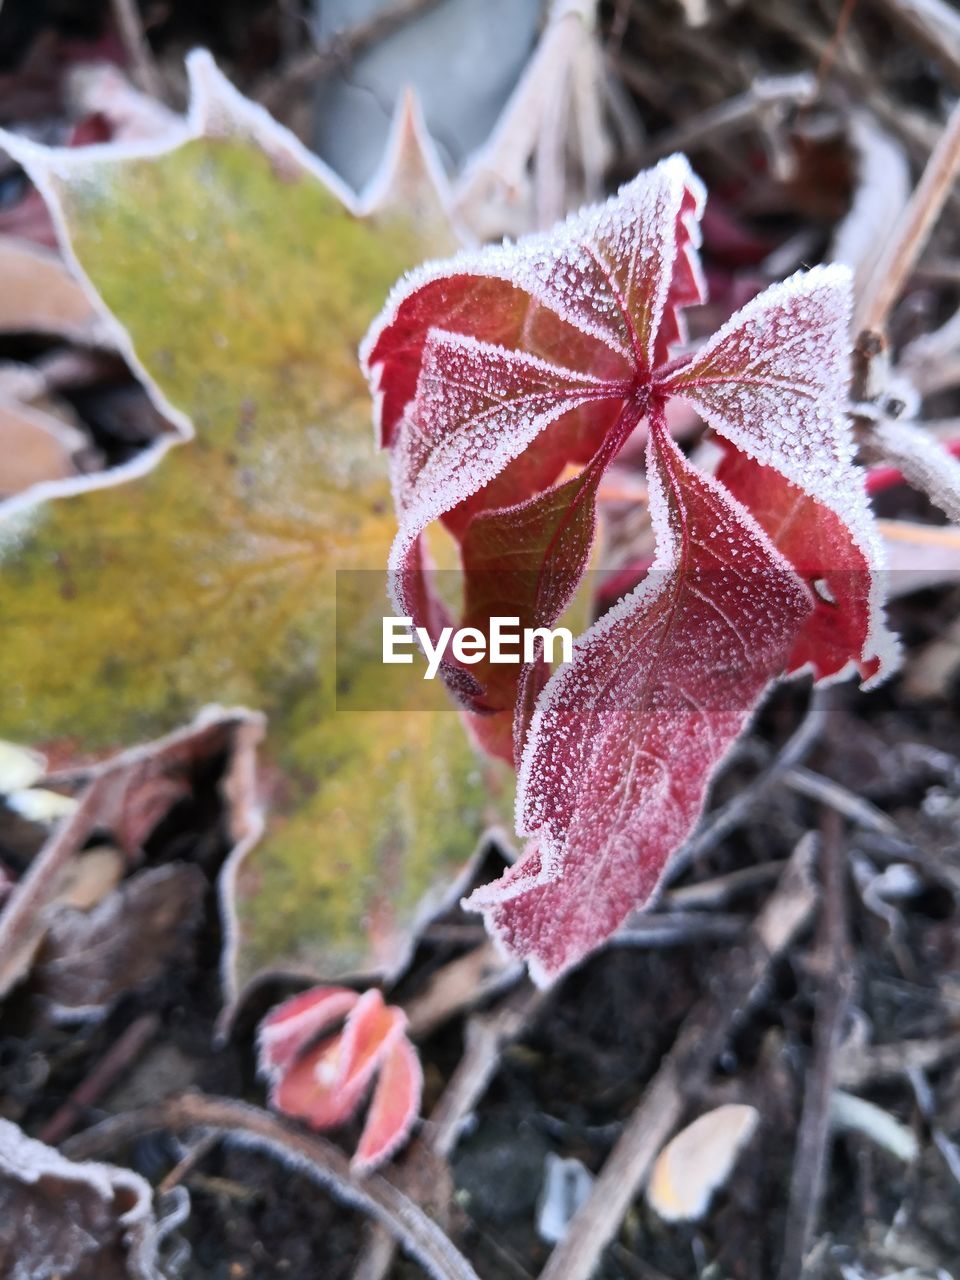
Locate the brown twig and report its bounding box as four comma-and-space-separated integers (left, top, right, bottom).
404, 939, 522, 1039
812, 0, 859, 92
110, 0, 165, 101
429, 985, 546, 1161
778, 809, 853, 1280
869, 0, 960, 87
781, 766, 901, 836
856, 97, 960, 334
258, 0, 445, 116
157, 1131, 221, 1194
642, 74, 817, 163
537, 834, 819, 1280
63, 1093, 480, 1280
38, 1013, 160, 1145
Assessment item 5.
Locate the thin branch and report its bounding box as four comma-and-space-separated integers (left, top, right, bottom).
642, 74, 816, 162
258, 0, 445, 116
110, 0, 165, 101
429, 985, 546, 1161
869, 0, 960, 87
0, 773, 109, 997
856, 97, 960, 334
537, 834, 819, 1280
63, 1094, 480, 1280
782, 766, 901, 836
38, 1013, 159, 1145
779, 809, 853, 1280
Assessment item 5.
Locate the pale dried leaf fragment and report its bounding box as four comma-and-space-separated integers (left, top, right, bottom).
647, 1103, 760, 1222
455, 0, 623, 237
0, 740, 45, 792
0, 235, 102, 342
537, 1154, 595, 1244
0, 390, 85, 497
5, 787, 79, 824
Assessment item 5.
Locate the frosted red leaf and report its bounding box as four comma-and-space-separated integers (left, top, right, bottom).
662, 265, 895, 682
257, 985, 359, 1079
259, 986, 422, 1173
352, 1033, 424, 1175
465, 418, 813, 982
370, 157, 706, 725
362, 153, 895, 984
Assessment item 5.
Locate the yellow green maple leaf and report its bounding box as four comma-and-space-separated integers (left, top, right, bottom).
0, 53, 512, 1008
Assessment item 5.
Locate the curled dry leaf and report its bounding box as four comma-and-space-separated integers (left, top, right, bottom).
0, 1116, 160, 1279
258, 985, 423, 1174
646, 1103, 760, 1223
0, 707, 261, 1000
0, 53, 512, 1011
364, 155, 895, 983
34, 862, 206, 1021
454, 0, 623, 238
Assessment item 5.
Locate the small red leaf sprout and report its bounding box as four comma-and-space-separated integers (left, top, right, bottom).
361, 154, 899, 985
258, 986, 423, 1174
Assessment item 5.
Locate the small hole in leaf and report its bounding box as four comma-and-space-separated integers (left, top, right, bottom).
813, 578, 836, 605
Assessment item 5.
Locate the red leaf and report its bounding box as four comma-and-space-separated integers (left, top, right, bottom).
387, 334, 626, 703
457, 402, 639, 761
661, 266, 895, 682
257, 985, 359, 1080
465, 417, 812, 984
270, 989, 404, 1131
374, 160, 706, 724
391, 331, 624, 538
362, 154, 705, 445
714, 442, 883, 681
352, 1033, 423, 1175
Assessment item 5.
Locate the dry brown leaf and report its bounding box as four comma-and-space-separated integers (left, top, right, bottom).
0, 1117, 160, 1279
34, 862, 205, 1020
0, 234, 102, 342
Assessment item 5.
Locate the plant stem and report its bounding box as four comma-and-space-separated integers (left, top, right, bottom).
778, 808, 852, 1280
856, 97, 960, 335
